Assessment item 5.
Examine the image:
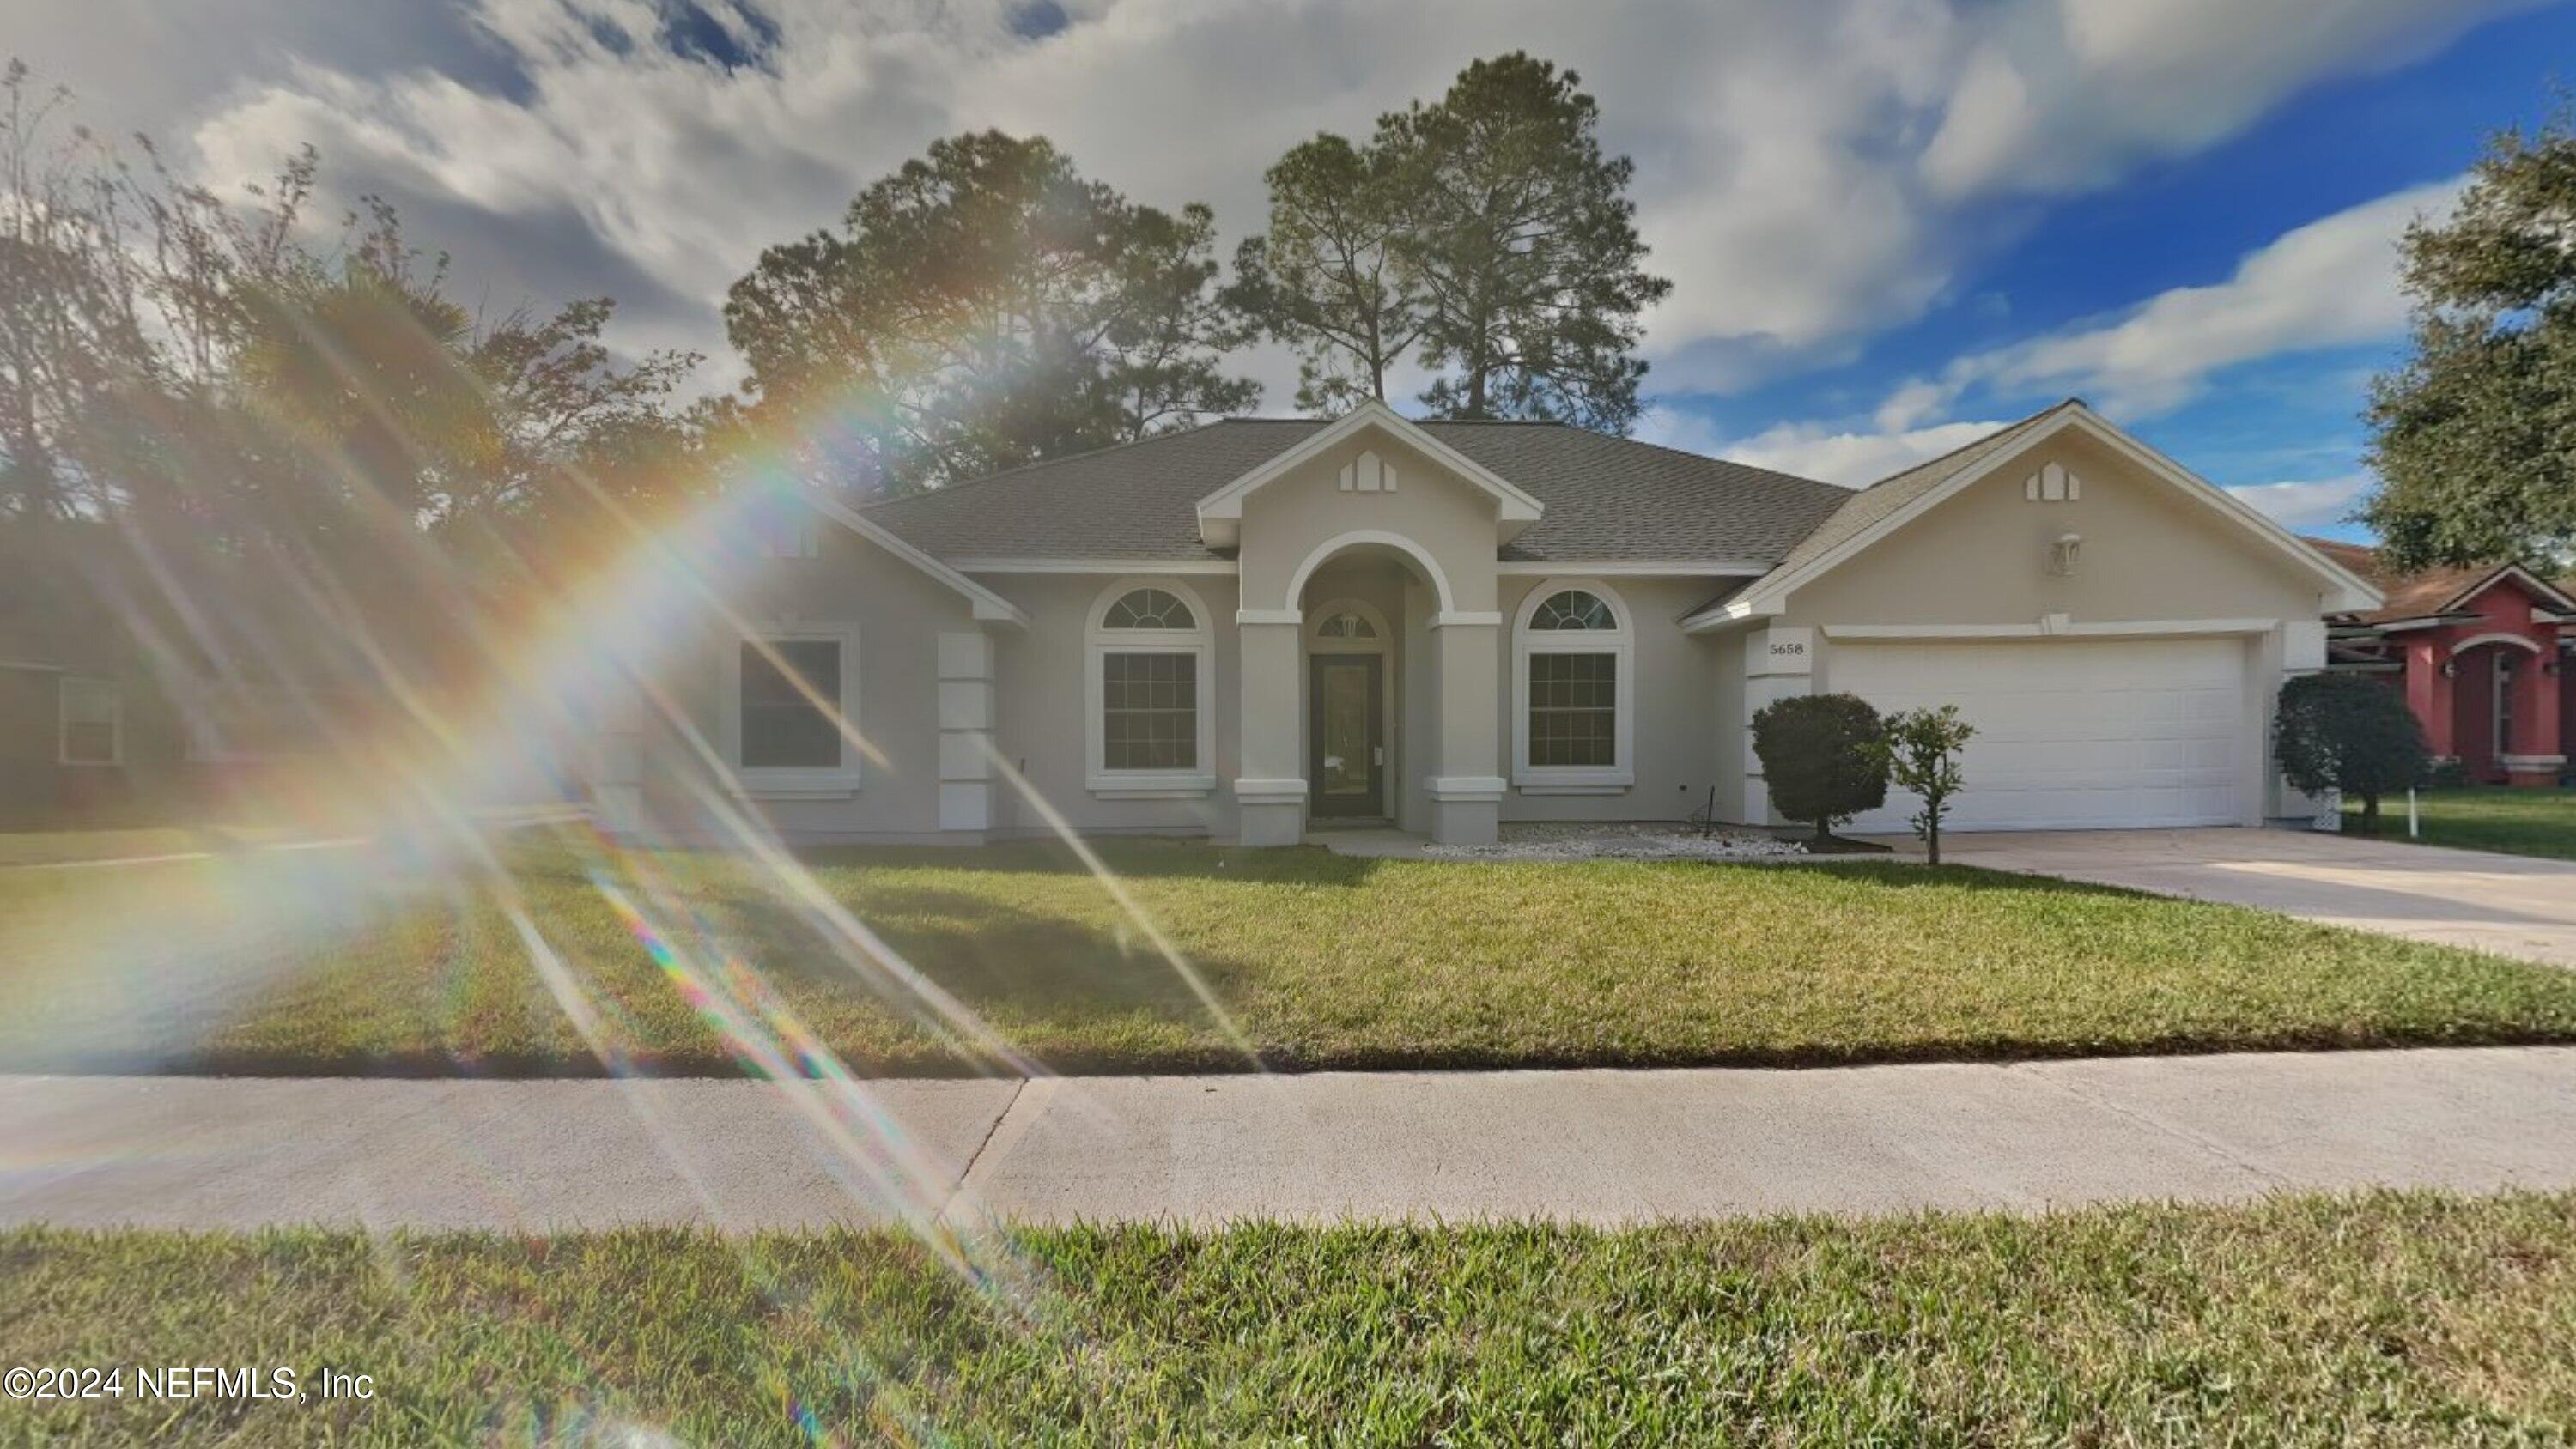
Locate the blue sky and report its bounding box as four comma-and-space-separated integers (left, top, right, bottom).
1668, 2, 2571, 538
15, 0, 2559, 537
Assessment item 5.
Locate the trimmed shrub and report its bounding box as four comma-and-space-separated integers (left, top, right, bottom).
2274, 671, 2432, 834
1751, 693, 1887, 846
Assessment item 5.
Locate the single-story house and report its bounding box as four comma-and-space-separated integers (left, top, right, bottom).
590, 397, 2382, 846
0, 524, 347, 826
2311, 537, 2574, 786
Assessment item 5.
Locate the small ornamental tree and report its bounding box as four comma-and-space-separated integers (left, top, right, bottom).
1751, 693, 1887, 846
2274, 672, 2431, 834
1874, 706, 1976, 865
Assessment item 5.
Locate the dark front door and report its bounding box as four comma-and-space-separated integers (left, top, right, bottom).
1309, 655, 1383, 818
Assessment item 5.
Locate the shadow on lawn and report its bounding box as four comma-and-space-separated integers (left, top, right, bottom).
797, 838, 1387, 887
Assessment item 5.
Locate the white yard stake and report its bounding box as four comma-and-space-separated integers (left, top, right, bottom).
2409, 788, 2420, 840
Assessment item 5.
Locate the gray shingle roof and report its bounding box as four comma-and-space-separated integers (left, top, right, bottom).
858, 417, 1855, 566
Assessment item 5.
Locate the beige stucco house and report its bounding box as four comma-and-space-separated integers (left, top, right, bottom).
591, 398, 2382, 847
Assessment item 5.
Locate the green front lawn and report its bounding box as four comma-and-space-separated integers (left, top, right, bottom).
0, 822, 305, 868
6, 833, 2575, 1076
2348, 785, 2576, 860
5, 1191, 2573, 1444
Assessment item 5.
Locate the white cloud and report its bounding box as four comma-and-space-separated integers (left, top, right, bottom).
12, 0, 2518, 402
1921, 0, 2543, 197
1712, 417, 2016, 487
1877, 175, 2458, 421
2224, 473, 2372, 530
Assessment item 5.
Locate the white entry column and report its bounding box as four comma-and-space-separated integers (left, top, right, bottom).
1233, 613, 1307, 845
937, 630, 997, 836
1741, 625, 1814, 826
1425, 615, 1504, 845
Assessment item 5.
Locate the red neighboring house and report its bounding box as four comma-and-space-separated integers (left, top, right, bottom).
2309, 537, 2575, 786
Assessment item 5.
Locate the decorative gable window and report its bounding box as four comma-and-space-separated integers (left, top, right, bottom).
760, 512, 820, 559
1086, 579, 1216, 797
1335, 450, 1398, 493
2022, 463, 2081, 502
747, 487, 821, 558
725, 625, 860, 795
58, 677, 122, 766
1512, 581, 1634, 791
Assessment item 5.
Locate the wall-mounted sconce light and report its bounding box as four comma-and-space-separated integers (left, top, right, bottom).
2440, 658, 2458, 679
2048, 532, 2082, 577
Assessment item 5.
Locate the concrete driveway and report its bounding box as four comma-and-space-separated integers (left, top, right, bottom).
1905, 828, 2576, 967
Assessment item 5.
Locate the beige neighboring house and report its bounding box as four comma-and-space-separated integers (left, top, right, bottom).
590, 398, 2382, 847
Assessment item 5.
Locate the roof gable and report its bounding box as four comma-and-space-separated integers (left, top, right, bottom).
2309, 537, 2576, 623
1192, 402, 1542, 549
800, 493, 1030, 626
1689, 401, 2381, 627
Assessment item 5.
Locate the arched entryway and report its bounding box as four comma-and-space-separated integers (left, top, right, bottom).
1303, 597, 1394, 821
1291, 540, 1422, 828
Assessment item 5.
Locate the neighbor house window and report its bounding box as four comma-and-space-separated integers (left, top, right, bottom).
1512, 581, 1633, 791
1086, 579, 1215, 796
726, 625, 860, 792
58, 677, 123, 766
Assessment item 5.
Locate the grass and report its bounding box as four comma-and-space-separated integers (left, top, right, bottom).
2348, 786, 2576, 861
3, 1191, 2574, 1444
6, 832, 2576, 1077
0, 822, 307, 868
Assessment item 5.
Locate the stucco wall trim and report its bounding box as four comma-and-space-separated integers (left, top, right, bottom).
1820, 618, 2279, 641
1281, 530, 1460, 615
1426, 774, 1508, 801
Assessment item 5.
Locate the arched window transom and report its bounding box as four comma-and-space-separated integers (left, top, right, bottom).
1530, 590, 1616, 631
1315, 611, 1376, 639
1102, 587, 1196, 631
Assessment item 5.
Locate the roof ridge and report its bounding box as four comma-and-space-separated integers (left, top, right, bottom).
1605, 431, 1844, 495
1856, 397, 2082, 493
861, 418, 1303, 512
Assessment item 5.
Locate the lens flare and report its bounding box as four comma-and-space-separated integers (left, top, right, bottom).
0, 258, 1291, 1434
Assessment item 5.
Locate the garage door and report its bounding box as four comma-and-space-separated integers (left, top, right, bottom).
1832, 637, 2249, 833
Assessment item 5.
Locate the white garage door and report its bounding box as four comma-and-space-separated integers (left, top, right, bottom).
1832, 637, 2249, 833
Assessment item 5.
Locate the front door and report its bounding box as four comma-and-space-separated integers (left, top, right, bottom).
1309, 655, 1383, 818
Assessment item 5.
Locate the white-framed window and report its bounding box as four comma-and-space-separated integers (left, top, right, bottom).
58, 676, 123, 767
1511, 579, 1634, 792
722, 623, 860, 796
1086, 578, 1216, 797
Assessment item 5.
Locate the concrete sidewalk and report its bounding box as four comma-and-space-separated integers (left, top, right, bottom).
9, 1047, 2575, 1230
